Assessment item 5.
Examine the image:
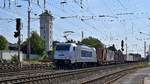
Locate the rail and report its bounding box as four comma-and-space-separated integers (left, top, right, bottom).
81, 64, 146, 84
0, 63, 143, 84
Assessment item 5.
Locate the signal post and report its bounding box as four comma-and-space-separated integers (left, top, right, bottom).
14, 18, 21, 65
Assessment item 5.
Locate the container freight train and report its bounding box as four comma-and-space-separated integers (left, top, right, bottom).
53, 43, 141, 68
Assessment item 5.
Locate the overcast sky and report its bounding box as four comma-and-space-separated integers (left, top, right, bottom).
0, 0, 150, 56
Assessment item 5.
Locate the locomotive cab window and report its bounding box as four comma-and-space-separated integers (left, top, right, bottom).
56, 44, 71, 51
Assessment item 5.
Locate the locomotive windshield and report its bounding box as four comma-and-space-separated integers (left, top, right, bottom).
56, 44, 71, 51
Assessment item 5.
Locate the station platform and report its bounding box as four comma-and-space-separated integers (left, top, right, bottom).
113, 67, 150, 84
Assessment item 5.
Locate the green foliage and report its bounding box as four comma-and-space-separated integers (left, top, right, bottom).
0, 58, 2, 63
30, 31, 45, 55
53, 40, 60, 48
52, 41, 60, 58
39, 51, 48, 60
23, 31, 45, 55
81, 37, 104, 48
50, 48, 55, 59
0, 35, 8, 50
107, 44, 117, 51
11, 55, 18, 62
38, 51, 51, 63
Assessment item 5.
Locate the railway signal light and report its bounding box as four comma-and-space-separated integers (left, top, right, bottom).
121, 40, 124, 51
16, 18, 21, 31
14, 31, 20, 38
14, 18, 21, 38
121, 48, 124, 51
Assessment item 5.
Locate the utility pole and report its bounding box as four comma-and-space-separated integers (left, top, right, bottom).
27, 0, 31, 61
18, 30, 21, 64
8, 0, 11, 8
3, 0, 6, 8
81, 31, 84, 40
125, 37, 128, 56
149, 45, 150, 55
144, 41, 146, 57
44, 0, 46, 10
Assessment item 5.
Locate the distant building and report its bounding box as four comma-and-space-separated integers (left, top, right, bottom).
8, 43, 18, 50
0, 50, 24, 62
39, 10, 53, 51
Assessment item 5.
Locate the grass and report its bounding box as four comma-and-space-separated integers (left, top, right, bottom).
23, 59, 44, 64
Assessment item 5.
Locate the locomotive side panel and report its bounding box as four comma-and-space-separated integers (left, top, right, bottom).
76, 45, 97, 63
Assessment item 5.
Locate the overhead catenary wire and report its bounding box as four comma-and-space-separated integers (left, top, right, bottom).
54, 0, 100, 38
55, 0, 118, 41
0, 0, 149, 48
116, 0, 127, 10
39, 0, 85, 39
46, 0, 98, 33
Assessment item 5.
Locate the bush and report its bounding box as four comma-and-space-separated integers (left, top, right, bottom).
0, 58, 2, 63
39, 51, 48, 60
11, 55, 18, 62
38, 51, 51, 63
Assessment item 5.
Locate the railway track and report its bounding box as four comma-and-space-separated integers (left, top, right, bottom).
81, 64, 145, 84
0, 63, 145, 84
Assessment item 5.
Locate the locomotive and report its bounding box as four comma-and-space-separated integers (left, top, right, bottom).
53, 43, 141, 68
53, 43, 97, 68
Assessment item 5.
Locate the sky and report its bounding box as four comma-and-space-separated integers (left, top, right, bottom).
0, 0, 150, 56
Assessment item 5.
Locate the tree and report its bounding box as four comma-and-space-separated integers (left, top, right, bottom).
0, 35, 8, 50
30, 31, 45, 55
21, 31, 45, 55
81, 37, 104, 48
107, 44, 117, 51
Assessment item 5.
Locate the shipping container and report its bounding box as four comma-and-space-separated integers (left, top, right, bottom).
126, 54, 133, 61
125, 53, 142, 62
133, 54, 141, 61
106, 50, 115, 61
95, 48, 107, 64
114, 50, 125, 63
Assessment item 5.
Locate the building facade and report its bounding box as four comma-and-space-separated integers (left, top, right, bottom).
40, 10, 53, 51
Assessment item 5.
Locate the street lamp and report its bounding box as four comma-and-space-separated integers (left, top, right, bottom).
139, 32, 150, 37
139, 32, 150, 58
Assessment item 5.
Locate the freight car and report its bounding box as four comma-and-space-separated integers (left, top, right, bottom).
96, 48, 125, 65
125, 53, 142, 63
114, 50, 125, 64
95, 47, 106, 65
106, 49, 115, 64
96, 48, 116, 65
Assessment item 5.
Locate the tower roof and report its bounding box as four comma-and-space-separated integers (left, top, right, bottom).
39, 10, 53, 17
